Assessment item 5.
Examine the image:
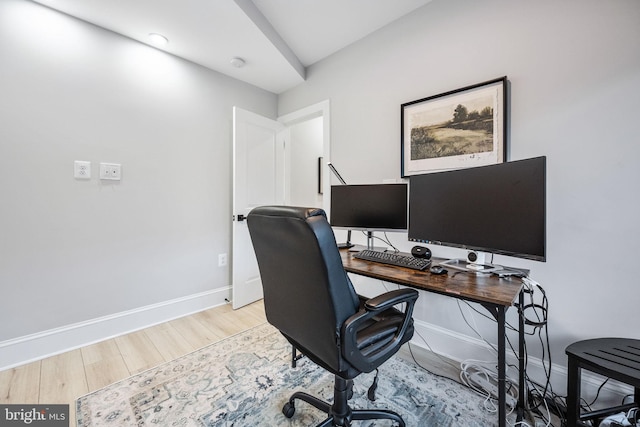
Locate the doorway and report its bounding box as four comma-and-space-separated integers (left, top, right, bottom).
231, 100, 331, 309
279, 99, 331, 214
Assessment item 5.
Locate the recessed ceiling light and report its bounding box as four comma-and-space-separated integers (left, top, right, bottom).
230, 57, 245, 68
148, 33, 169, 46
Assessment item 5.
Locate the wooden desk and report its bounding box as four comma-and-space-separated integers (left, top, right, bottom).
341, 249, 526, 427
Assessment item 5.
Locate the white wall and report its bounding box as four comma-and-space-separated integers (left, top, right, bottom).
2, 0, 639, 399
279, 0, 640, 396
0, 0, 276, 362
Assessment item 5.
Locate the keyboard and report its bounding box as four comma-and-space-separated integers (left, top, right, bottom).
353, 249, 431, 271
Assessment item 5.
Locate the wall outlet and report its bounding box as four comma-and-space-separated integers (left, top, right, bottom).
218, 253, 228, 267
100, 163, 121, 180
74, 161, 91, 179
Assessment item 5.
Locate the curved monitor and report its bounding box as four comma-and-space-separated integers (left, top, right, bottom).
408, 157, 546, 262
330, 184, 408, 232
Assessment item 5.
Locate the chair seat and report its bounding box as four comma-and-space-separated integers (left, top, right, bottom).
356, 307, 406, 354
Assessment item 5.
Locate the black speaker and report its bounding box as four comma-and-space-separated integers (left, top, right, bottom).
411, 245, 431, 259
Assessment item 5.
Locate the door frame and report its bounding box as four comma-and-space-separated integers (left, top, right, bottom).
278, 99, 331, 215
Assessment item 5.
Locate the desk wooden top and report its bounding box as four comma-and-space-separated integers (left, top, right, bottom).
340, 250, 523, 307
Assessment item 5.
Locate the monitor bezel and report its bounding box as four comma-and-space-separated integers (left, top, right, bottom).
330, 183, 409, 233
408, 157, 546, 262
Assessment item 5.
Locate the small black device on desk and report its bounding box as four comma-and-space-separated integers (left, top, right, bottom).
429, 265, 447, 275
353, 249, 431, 271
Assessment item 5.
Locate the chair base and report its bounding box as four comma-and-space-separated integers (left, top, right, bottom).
283, 376, 405, 427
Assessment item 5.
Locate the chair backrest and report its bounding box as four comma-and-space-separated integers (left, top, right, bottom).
247, 206, 360, 372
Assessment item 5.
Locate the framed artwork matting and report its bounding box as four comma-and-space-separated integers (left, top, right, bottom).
401, 76, 507, 177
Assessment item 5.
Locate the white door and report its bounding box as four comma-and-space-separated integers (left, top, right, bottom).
232, 106, 286, 309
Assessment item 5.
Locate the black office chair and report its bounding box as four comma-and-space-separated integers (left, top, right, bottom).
247, 206, 419, 427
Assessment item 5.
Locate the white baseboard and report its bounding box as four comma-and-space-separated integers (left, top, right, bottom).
411, 319, 635, 408
0, 287, 230, 371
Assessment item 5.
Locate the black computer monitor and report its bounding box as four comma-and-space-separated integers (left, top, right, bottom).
330, 184, 408, 232
408, 156, 546, 262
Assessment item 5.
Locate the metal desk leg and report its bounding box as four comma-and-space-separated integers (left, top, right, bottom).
482, 298, 524, 427
498, 306, 506, 427
518, 290, 526, 422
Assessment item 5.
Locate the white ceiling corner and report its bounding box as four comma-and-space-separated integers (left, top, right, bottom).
29, 0, 432, 94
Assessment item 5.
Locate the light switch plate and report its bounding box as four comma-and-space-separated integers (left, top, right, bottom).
74, 161, 91, 179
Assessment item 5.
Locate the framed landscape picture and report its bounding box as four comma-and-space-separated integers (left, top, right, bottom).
401, 76, 507, 177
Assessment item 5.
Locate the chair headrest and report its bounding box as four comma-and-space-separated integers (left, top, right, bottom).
249, 206, 326, 222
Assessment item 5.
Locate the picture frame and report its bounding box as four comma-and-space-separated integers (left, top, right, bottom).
401, 76, 507, 177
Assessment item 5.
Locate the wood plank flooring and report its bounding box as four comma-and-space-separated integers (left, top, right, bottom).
0, 299, 463, 426
0, 300, 268, 426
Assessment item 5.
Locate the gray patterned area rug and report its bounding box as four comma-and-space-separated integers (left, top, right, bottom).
77, 323, 504, 426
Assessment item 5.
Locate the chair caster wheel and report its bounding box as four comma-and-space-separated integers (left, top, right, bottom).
282, 402, 295, 418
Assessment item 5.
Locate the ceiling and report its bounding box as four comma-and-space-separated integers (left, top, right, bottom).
30, 0, 432, 94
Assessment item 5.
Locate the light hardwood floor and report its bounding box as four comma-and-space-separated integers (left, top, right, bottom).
0, 300, 268, 426
0, 300, 466, 427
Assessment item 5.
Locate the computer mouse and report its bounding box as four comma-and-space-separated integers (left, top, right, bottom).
430, 265, 447, 275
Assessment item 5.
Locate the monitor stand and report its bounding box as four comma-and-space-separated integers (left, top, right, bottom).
347, 231, 386, 252
337, 230, 355, 249
440, 258, 501, 274
337, 242, 354, 249
439, 258, 530, 276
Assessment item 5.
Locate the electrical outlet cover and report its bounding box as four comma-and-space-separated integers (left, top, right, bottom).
100, 163, 121, 180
